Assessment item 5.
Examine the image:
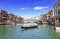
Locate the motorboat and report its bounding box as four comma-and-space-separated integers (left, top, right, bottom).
55, 26, 60, 30
55, 26, 60, 32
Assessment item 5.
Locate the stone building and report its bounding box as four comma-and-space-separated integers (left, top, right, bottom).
0, 9, 9, 24
18, 16, 24, 24
54, 0, 60, 26
0, 9, 24, 25
47, 10, 54, 25
39, 14, 47, 24
39, 10, 54, 24
7, 13, 17, 24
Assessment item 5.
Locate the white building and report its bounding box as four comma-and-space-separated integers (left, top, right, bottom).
54, 0, 60, 26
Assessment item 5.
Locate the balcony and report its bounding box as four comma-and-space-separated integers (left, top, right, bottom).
2, 17, 8, 19
54, 14, 60, 18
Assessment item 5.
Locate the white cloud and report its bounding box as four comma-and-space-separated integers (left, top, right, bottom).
21, 8, 28, 10
34, 6, 48, 10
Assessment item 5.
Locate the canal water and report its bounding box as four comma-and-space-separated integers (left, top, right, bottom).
0, 24, 60, 39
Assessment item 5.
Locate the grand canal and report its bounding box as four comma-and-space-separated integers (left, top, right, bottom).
0, 24, 60, 39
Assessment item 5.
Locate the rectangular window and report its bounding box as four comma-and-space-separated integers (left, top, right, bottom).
58, 10, 60, 14
58, 18, 60, 23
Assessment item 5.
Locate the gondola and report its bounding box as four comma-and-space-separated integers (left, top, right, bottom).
21, 25, 38, 29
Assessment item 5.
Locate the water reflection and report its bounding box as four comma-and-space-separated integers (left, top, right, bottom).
0, 24, 59, 39
21, 28, 38, 32
0, 25, 19, 39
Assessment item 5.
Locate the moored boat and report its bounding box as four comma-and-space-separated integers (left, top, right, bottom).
55, 26, 60, 32
55, 27, 60, 30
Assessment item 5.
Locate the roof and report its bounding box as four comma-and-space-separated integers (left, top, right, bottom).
54, 1, 60, 7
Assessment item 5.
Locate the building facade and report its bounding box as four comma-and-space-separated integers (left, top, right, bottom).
0, 9, 24, 25
54, 0, 60, 26
39, 14, 47, 24
47, 10, 54, 25
0, 9, 9, 24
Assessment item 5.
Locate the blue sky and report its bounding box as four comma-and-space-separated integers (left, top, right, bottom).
0, 0, 57, 18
